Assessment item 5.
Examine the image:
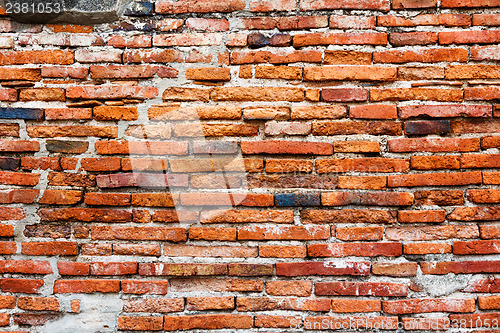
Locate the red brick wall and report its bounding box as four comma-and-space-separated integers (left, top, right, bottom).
0, 0, 500, 331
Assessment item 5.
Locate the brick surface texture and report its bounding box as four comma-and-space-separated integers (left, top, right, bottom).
0, 0, 498, 331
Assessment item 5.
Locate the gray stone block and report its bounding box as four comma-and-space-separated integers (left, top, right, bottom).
0, 0, 133, 24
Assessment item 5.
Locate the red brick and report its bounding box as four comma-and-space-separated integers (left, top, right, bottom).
300, 0, 390, 10
371, 88, 463, 102
0, 260, 52, 274
54, 279, 119, 293
373, 263, 418, 277
302, 209, 397, 224
22, 241, 77, 256
322, 88, 368, 102
404, 243, 452, 254
0, 50, 74, 65
169, 278, 263, 292
313, 121, 401, 135
58, 262, 89, 275
276, 261, 370, 276
398, 210, 446, 223
336, 226, 383, 241
230, 50, 322, 64
378, 14, 471, 27
316, 282, 408, 296
442, 0, 500, 7
331, 299, 381, 313
304, 66, 396, 81
39, 189, 82, 205
118, 316, 163, 331
478, 296, 500, 309
440, 30, 500, 44
330, 15, 376, 29
387, 225, 478, 241
91, 226, 186, 242
450, 313, 500, 328
259, 245, 307, 258
293, 32, 387, 47
454, 240, 500, 254
67, 85, 158, 100
1, 278, 44, 294
186, 296, 234, 310
350, 105, 397, 119
122, 280, 169, 295
421, 261, 500, 274
254, 315, 301, 328
390, 32, 437, 45
308, 242, 402, 257
123, 298, 184, 313
322, 191, 414, 206
239, 225, 330, 240
241, 140, 332, 155
163, 314, 252, 330
156, 0, 245, 13
17, 296, 60, 311
317, 158, 408, 173
389, 138, 480, 152
139, 263, 227, 276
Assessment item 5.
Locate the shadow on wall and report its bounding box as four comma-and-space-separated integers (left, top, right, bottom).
0, 0, 133, 24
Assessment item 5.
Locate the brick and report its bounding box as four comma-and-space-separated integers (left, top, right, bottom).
393, 0, 437, 8
1, 278, 43, 294
45, 108, 92, 120
266, 159, 313, 173
421, 261, 500, 274
302, 209, 397, 224
0, 67, 40, 81
230, 50, 322, 64
39, 208, 131, 222
259, 245, 307, 258
291, 105, 347, 120
350, 105, 397, 119
442, 0, 500, 7
471, 46, 500, 60
113, 244, 160, 256
186, 18, 229, 31
58, 262, 89, 276
0, 260, 52, 274
334, 141, 380, 153
248, 33, 292, 48
169, 278, 263, 292
85, 193, 130, 206
398, 66, 444, 80
239, 225, 329, 240
338, 176, 387, 190
405, 120, 450, 135
322, 192, 414, 206
154, 33, 223, 46
478, 296, 500, 310
20, 88, 65, 102
304, 66, 396, 81
308, 242, 402, 257
75, 50, 122, 63
17, 297, 60, 311
450, 207, 500, 221
473, 13, 500, 25
324, 50, 372, 65
313, 121, 401, 136
388, 171, 482, 187
118, 316, 163, 331
317, 158, 408, 173
482, 136, 500, 149
266, 281, 312, 296
321, 88, 368, 102
466, 87, 500, 100
276, 261, 371, 276
411, 156, 459, 170
123, 298, 184, 313
255, 315, 301, 328
122, 280, 169, 294
251, 0, 296, 11
275, 193, 320, 206
387, 225, 478, 241
42, 66, 88, 79
139, 263, 227, 276
163, 245, 257, 258
439, 30, 500, 44
454, 240, 500, 254
22, 241, 77, 256
39, 189, 82, 205
241, 140, 332, 155
187, 296, 234, 310
373, 263, 418, 277
400, 104, 492, 118
90, 262, 137, 276
371, 88, 462, 102
186, 67, 230, 81
378, 14, 471, 27
452, 119, 500, 133
211, 87, 304, 101
385, 298, 474, 314
189, 227, 236, 241
163, 314, 252, 330
67, 85, 158, 100
255, 66, 302, 80
404, 243, 452, 254
399, 210, 446, 223
390, 32, 437, 45
336, 226, 384, 241
293, 32, 387, 47
0, 50, 74, 65
332, 299, 381, 313
306, 316, 398, 330
330, 15, 376, 29
92, 226, 186, 242
156, 0, 245, 13
446, 65, 500, 79
316, 282, 408, 296
300, 0, 390, 10
0, 171, 39, 186
388, 138, 480, 152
